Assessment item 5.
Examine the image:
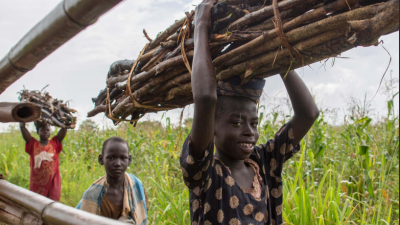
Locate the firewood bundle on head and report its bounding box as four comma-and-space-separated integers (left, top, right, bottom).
89, 0, 399, 125
19, 89, 77, 129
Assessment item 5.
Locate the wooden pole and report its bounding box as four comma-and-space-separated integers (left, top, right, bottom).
0, 102, 41, 123
0, 0, 124, 95
0, 196, 43, 225
0, 179, 128, 225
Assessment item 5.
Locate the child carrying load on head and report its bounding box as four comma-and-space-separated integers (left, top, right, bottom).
20, 121, 67, 201
180, 0, 320, 224
77, 137, 148, 225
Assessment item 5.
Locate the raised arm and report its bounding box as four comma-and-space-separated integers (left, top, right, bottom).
283, 71, 320, 146
20, 122, 32, 143
190, 0, 218, 159
57, 128, 68, 142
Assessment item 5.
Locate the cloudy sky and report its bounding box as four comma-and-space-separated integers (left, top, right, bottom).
0, 0, 398, 130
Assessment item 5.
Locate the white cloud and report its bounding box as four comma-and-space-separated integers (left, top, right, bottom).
312, 83, 341, 95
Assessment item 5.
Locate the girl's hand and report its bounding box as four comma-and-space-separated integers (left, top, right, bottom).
194, 0, 218, 29
20, 122, 26, 128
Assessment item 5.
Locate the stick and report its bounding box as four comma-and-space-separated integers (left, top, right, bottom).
213, 0, 377, 68
143, 29, 153, 42
146, 17, 187, 52
87, 105, 116, 118
151, 73, 191, 96
166, 83, 192, 101
228, 0, 318, 30
117, 51, 194, 90
134, 66, 188, 101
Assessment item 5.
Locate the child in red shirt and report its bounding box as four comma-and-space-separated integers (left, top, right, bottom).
20, 121, 67, 201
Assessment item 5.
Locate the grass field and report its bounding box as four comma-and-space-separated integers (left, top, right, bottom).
1, 96, 399, 225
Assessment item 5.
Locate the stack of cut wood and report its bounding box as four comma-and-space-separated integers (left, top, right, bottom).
89, 0, 399, 125
19, 90, 77, 129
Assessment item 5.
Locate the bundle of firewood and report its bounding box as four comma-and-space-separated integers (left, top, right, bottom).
19, 90, 77, 129
89, 0, 399, 124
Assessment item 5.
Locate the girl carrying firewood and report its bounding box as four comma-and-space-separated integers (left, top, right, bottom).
19, 121, 67, 201
179, 0, 320, 224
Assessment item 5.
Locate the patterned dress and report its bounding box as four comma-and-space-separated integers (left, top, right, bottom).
180, 123, 300, 225
25, 137, 63, 201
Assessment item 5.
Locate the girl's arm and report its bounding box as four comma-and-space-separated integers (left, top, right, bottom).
57, 128, 68, 142
191, 0, 218, 159
283, 71, 320, 146
19, 122, 32, 143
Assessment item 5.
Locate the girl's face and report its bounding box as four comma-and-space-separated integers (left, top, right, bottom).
38, 125, 51, 141
99, 142, 132, 179
214, 99, 259, 161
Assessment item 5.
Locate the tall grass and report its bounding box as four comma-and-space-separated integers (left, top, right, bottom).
0, 96, 398, 224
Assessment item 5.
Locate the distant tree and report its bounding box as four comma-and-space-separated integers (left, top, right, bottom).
117, 120, 163, 131
138, 121, 163, 130
79, 119, 98, 133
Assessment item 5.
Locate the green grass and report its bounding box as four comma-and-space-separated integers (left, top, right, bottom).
1, 100, 398, 224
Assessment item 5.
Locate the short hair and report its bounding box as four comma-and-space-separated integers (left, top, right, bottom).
34, 121, 49, 133
102, 137, 130, 154
215, 95, 256, 120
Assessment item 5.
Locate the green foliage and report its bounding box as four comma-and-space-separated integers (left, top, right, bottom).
0, 106, 398, 224
79, 119, 98, 133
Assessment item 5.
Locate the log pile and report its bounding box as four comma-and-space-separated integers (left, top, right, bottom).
89, 0, 399, 125
19, 90, 77, 129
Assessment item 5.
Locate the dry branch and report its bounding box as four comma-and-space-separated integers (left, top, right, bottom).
0, 195, 43, 225
146, 17, 187, 52
213, 0, 372, 67
19, 89, 77, 129
89, 0, 399, 124
152, 73, 191, 96
228, 0, 318, 30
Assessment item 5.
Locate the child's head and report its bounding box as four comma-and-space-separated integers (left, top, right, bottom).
34, 121, 51, 141
214, 77, 265, 160
99, 137, 132, 178
214, 96, 259, 160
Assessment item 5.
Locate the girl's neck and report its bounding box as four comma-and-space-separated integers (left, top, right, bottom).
106, 174, 125, 189
39, 139, 49, 146
215, 149, 246, 171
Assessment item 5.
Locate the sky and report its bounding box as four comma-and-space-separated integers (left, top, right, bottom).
0, 0, 398, 131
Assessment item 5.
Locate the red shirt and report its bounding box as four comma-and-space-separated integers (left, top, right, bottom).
25, 136, 62, 201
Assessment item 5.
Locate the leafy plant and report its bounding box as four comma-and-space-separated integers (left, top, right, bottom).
0, 96, 398, 224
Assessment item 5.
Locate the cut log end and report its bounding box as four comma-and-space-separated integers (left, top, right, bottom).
0, 102, 41, 123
